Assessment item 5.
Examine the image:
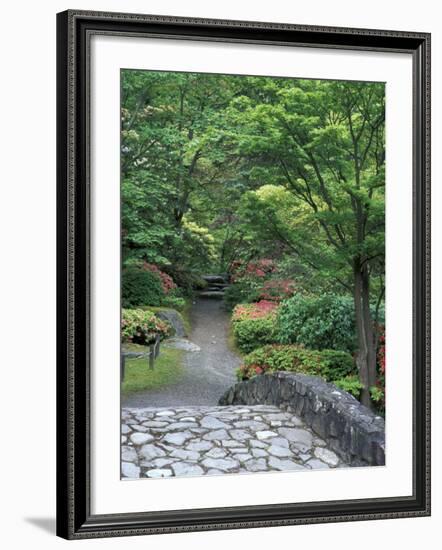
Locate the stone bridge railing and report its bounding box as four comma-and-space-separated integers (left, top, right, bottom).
219, 372, 385, 467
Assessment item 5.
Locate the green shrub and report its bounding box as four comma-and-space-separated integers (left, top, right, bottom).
370, 385, 385, 414
122, 268, 164, 308
237, 344, 355, 381
334, 375, 363, 398
232, 317, 277, 354
315, 349, 357, 380
161, 294, 186, 310
192, 277, 208, 290
277, 294, 357, 352
223, 282, 261, 311
121, 308, 171, 345
231, 302, 278, 353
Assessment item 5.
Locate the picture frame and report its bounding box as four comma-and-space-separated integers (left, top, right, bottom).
56, 9, 431, 540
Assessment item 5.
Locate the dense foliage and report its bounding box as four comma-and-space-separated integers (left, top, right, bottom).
224, 259, 295, 310
333, 375, 363, 398
140, 262, 177, 294
121, 268, 165, 308
276, 294, 357, 353
121, 263, 186, 310
231, 301, 278, 353
223, 282, 260, 311
121, 69, 386, 409
121, 308, 172, 344
160, 293, 187, 311
237, 344, 355, 382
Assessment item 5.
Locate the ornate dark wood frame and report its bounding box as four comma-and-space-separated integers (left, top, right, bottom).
56, 9, 431, 540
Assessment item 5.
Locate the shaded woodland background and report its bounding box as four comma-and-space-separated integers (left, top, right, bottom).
121, 70, 385, 410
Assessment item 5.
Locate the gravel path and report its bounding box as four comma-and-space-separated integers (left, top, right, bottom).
121, 405, 346, 479
122, 298, 240, 407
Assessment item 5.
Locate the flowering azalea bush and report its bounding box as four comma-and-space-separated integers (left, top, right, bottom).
122, 262, 186, 311
121, 308, 172, 345
141, 262, 177, 294
370, 325, 385, 413
223, 282, 261, 311
232, 300, 278, 320
236, 344, 355, 382
230, 258, 275, 282
224, 259, 276, 310
258, 279, 296, 302
225, 259, 296, 309
231, 301, 279, 353
377, 326, 385, 375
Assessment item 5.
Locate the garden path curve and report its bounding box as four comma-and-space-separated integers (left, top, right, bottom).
122, 298, 239, 407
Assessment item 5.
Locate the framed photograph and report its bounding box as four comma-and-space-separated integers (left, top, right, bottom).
56, 10, 431, 539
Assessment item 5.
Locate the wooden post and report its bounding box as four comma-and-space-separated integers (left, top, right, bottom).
154, 333, 161, 358
121, 354, 126, 382
148, 334, 161, 370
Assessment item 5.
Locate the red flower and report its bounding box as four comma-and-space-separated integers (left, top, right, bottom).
377, 325, 385, 375
141, 262, 177, 294
232, 300, 278, 322
259, 279, 296, 302
230, 258, 276, 281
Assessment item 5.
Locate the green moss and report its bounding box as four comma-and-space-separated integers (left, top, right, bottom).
121, 348, 184, 394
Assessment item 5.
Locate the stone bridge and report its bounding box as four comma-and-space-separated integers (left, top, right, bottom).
121, 403, 346, 479
122, 372, 385, 479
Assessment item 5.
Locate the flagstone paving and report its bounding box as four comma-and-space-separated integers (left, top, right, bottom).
121, 405, 347, 479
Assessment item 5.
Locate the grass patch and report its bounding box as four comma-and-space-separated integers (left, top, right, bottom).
122, 347, 184, 394
123, 342, 150, 353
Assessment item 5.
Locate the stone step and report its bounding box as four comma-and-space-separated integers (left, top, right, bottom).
206, 286, 228, 292
202, 275, 227, 285
198, 290, 225, 299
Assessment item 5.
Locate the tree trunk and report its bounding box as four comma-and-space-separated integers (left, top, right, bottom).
353, 258, 377, 409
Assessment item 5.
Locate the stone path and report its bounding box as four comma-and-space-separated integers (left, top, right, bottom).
121, 405, 347, 479
122, 298, 239, 407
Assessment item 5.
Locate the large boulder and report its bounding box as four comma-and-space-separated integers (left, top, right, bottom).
155, 308, 187, 337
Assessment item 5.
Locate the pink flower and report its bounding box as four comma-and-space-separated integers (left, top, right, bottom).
141, 262, 177, 294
